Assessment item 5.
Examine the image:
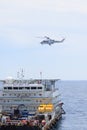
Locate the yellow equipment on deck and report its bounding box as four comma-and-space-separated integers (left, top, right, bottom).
38, 104, 54, 113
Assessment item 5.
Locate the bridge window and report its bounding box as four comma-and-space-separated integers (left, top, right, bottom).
19, 87, 23, 89
31, 87, 36, 89
25, 87, 30, 89
4, 87, 7, 89
39, 94, 42, 96
13, 87, 18, 90
38, 87, 42, 89
8, 87, 12, 90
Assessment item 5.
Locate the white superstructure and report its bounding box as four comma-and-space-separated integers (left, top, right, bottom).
0, 78, 60, 116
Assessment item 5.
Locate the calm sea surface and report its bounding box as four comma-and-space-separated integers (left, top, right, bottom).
56, 80, 87, 130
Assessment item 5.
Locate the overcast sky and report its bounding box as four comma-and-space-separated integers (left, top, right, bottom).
0, 0, 87, 80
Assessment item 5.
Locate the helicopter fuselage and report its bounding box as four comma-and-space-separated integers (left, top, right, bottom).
40, 39, 65, 45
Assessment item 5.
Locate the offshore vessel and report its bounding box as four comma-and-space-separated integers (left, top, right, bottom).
0, 77, 64, 129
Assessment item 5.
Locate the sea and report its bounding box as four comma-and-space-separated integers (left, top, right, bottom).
56, 80, 87, 130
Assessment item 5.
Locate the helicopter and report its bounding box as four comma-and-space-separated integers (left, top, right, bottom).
40, 36, 65, 45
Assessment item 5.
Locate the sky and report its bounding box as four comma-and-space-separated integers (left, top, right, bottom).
0, 0, 87, 80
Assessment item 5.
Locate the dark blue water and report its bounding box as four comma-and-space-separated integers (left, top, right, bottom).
55, 80, 87, 130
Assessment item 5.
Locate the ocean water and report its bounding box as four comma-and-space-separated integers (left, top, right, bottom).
56, 80, 87, 130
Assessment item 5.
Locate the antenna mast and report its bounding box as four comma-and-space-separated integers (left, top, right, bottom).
17, 69, 24, 80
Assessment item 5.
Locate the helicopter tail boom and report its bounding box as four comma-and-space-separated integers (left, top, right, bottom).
55, 38, 65, 43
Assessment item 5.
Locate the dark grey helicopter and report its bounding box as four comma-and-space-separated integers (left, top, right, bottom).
40, 36, 65, 45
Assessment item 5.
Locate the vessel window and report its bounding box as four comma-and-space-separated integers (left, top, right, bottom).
8, 87, 12, 90
38, 87, 42, 89
4, 87, 7, 89
19, 87, 23, 89
31, 87, 36, 89
3, 94, 6, 96
25, 87, 30, 89
13, 87, 18, 90
39, 94, 42, 96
